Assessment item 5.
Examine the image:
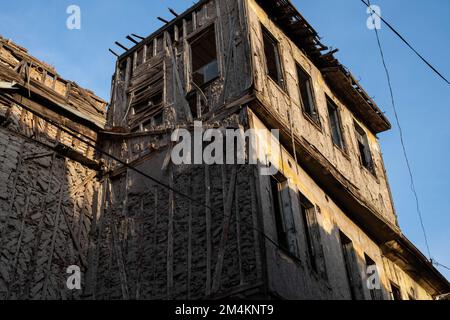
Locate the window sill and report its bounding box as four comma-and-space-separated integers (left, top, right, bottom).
266, 75, 288, 96
192, 75, 220, 90
310, 269, 332, 290
303, 111, 322, 132
333, 143, 350, 161
360, 163, 379, 182
276, 247, 303, 267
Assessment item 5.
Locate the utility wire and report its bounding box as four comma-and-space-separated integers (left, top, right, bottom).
366, 0, 432, 260
361, 0, 450, 86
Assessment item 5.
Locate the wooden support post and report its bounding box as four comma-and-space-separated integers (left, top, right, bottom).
235, 172, 244, 285
42, 162, 66, 299
205, 165, 212, 297
152, 187, 158, 298
211, 166, 237, 294
23, 151, 57, 298
135, 196, 145, 300
112, 223, 129, 300
167, 165, 174, 299
85, 178, 102, 298
6, 188, 32, 299
187, 174, 193, 299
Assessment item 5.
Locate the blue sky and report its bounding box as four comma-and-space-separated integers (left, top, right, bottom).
0, 0, 448, 280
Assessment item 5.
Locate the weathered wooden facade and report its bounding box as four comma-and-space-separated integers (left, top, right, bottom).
0, 36, 107, 299
98, 0, 449, 300
0, 0, 449, 300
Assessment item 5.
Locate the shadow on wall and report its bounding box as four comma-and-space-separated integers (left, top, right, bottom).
0, 105, 99, 300
91, 159, 263, 300
261, 178, 420, 300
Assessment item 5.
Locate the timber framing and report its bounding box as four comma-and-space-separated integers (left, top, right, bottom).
0, 36, 107, 130
0, 0, 448, 301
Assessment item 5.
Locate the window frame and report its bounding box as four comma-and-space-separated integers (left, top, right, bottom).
298, 193, 328, 280
364, 253, 383, 300
326, 96, 346, 151
339, 231, 365, 300
296, 64, 320, 125
354, 121, 376, 176
390, 281, 403, 300
261, 25, 285, 90
269, 174, 299, 258
188, 23, 220, 89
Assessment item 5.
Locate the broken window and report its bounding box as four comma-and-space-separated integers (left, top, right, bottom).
190, 25, 219, 86
354, 122, 375, 174
390, 282, 402, 300
146, 43, 153, 60
141, 112, 163, 131
339, 231, 364, 300
297, 64, 318, 123
327, 97, 345, 149
187, 91, 199, 119
142, 119, 152, 132
299, 194, 327, 280
364, 254, 383, 300
270, 174, 298, 257
153, 112, 163, 126
262, 26, 284, 88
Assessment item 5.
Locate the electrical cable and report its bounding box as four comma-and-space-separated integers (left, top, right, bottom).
361, 0, 450, 86
366, 0, 432, 260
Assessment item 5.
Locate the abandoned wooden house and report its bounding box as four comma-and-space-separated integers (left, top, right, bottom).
0, 0, 449, 300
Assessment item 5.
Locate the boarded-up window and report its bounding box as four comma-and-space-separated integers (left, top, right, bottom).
299, 194, 327, 280
339, 231, 364, 300
327, 98, 345, 149
297, 65, 318, 123
270, 175, 298, 257
262, 26, 284, 88
354, 122, 375, 174
364, 254, 383, 300
190, 25, 219, 86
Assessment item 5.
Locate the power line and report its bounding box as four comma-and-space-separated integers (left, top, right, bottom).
361, 0, 450, 86
366, 0, 432, 260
